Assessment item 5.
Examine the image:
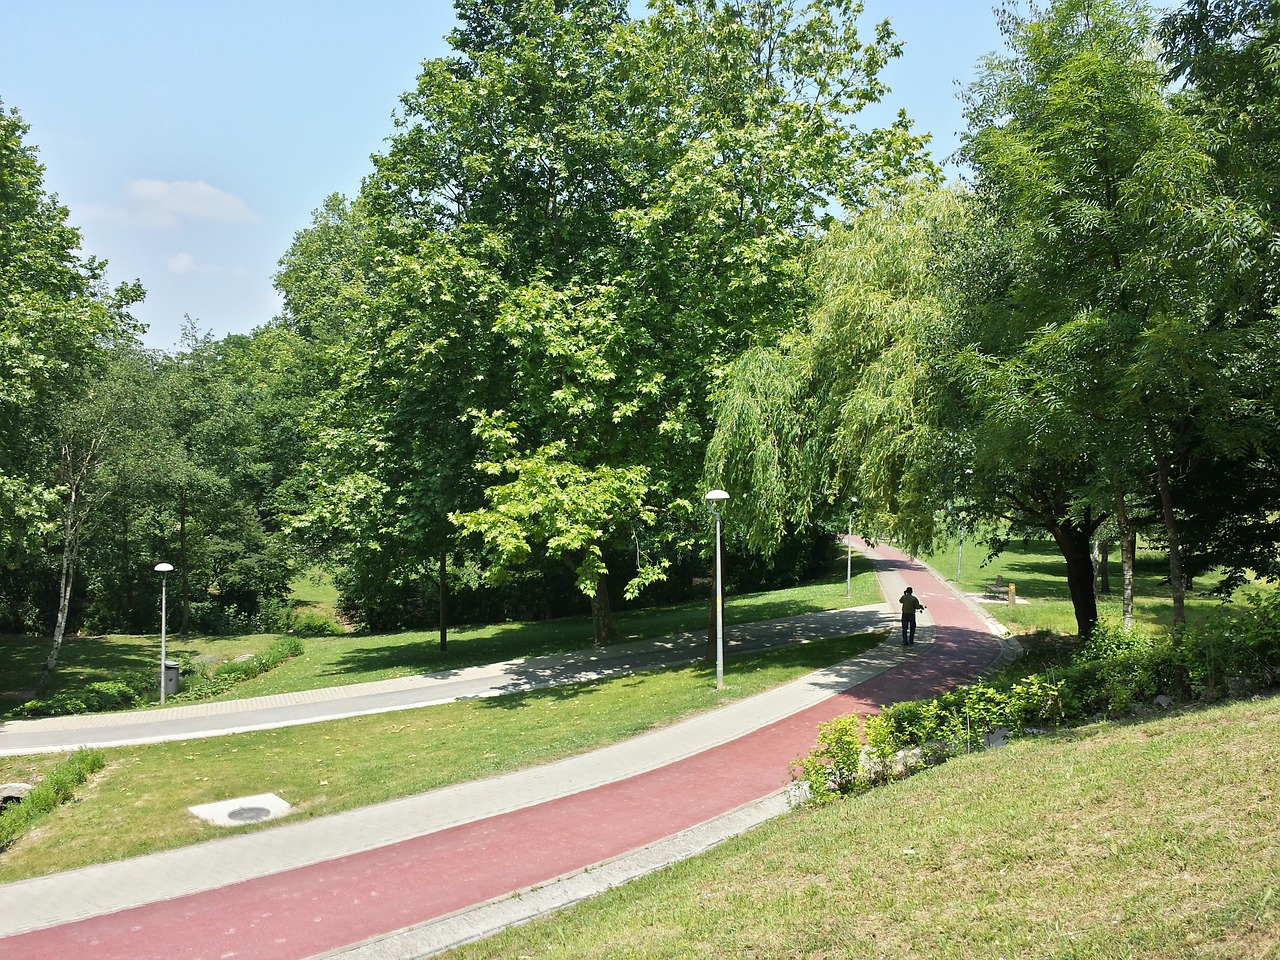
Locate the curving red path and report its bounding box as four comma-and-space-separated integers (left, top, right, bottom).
2, 542, 1008, 960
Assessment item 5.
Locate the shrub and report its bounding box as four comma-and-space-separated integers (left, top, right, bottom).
793, 595, 1279, 806
0, 749, 105, 850
14, 677, 151, 719
1057, 621, 1178, 718
187, 601, 255, 636
1183, 591, 1280, 698
168, 636, 303, 702
792, 714, 865, 804
288, 609, 346, 637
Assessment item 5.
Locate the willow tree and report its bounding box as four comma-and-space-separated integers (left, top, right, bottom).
706, 183, 959, 560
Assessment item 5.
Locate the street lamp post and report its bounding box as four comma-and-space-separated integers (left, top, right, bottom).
705, 489, 730, 690
845, 496, 858, 599
956, 469, 974, 584
154, 562, 174, 704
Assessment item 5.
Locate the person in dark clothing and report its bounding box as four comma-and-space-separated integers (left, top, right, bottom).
899, 586, 925, 645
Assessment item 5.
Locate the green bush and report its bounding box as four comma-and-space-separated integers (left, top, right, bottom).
794, 594, 1280, 806
13, 676, 151, 719
288, 609, 345, 637
792, 678, 1068, 804
0, 749, 105, 850
1182, 590, 1280, 698
168, 636, 303, 703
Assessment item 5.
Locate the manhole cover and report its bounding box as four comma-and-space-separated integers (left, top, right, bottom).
188, 792, 292, 827
226, 806, 273, 823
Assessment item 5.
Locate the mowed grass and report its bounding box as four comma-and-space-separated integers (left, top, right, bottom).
0, 630, 882, 882
232, 565, 883, 700
444, 693, 1280, 960
0, 556, 882, 713
926, 537, 1255, 637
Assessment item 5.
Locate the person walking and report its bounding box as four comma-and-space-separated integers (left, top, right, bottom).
899, 586, 925, 645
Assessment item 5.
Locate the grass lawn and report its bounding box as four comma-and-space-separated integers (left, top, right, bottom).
443, 692, 1280, 959
0, 630, 882, 882
232, 562, 883, 701
924, 536, 1256, 638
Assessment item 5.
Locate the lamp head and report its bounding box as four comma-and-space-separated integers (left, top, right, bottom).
704, 489, 730, 505
154, 562, 174, 574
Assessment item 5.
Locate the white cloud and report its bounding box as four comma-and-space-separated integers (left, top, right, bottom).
129, 179, 256, 227
119, 179, 258, 229
165, 252, 221, 275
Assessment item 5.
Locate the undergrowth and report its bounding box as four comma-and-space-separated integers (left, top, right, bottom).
0, 749, 105, 850
795, 589, 1280, 803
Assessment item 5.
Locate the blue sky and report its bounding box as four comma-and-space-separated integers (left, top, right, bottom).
1, 1, 1007, 350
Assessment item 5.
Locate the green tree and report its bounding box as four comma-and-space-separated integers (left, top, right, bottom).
710, 0, 1280, 642
0, 101, 143, 635
146, 323, 300, 635
1158, 0, 1280, 592
706, 183, 959, 560
39, 347, 158, 686
955, 0, 1274, 636
300, 0, 929, 643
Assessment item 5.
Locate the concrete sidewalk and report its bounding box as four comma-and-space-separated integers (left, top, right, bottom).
0, 541, 1018, 960
0, 606, 893, 756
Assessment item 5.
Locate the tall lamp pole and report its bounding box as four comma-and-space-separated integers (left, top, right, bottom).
154, 562, 174, 704
705, 489, 730, 690
956, 469, 974, 583
845, 496, 858, 598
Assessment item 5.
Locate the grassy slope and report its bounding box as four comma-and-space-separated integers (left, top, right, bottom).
6, 540, 1277, 956
446, 693, 1280, 959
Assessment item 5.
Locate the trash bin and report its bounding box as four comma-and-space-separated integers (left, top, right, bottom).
163, 660, 180, 696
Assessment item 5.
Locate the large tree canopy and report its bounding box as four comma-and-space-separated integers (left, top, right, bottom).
956, 0, 1277, 636
708, 0, 1280, 641
291, 0, 932, 640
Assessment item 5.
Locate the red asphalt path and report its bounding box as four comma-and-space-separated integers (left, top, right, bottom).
2, 542, 1007, 960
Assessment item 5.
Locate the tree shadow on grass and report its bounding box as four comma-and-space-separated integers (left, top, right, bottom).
469, 673, 618, 712
469, 629, 885, 713
22, 634, 203, 694
316, 639, 470, 681
985, 559, 1070, 599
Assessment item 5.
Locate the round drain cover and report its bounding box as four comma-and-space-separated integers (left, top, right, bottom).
227, 806, 273, 823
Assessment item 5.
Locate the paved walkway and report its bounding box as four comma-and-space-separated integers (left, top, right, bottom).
0, 606, 896, 756
0, 541, 1016, 959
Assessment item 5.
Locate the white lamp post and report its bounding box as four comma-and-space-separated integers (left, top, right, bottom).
154, 562, 174, 704
705, 489, 730, 690
846, 496, 858, 598
956, 469, 974, 583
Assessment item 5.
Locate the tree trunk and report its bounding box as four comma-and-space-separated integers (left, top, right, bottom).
1115, 493, 1136, 630
1049, 520, 1099, 640
1153, 449, 1187, 640
38, 506, 80, 695
178, 485, 191, 636
1094, 538, 1111, 594
590, 570, 615, 646
438, 542, 448, 652
121, 503, 135, 626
